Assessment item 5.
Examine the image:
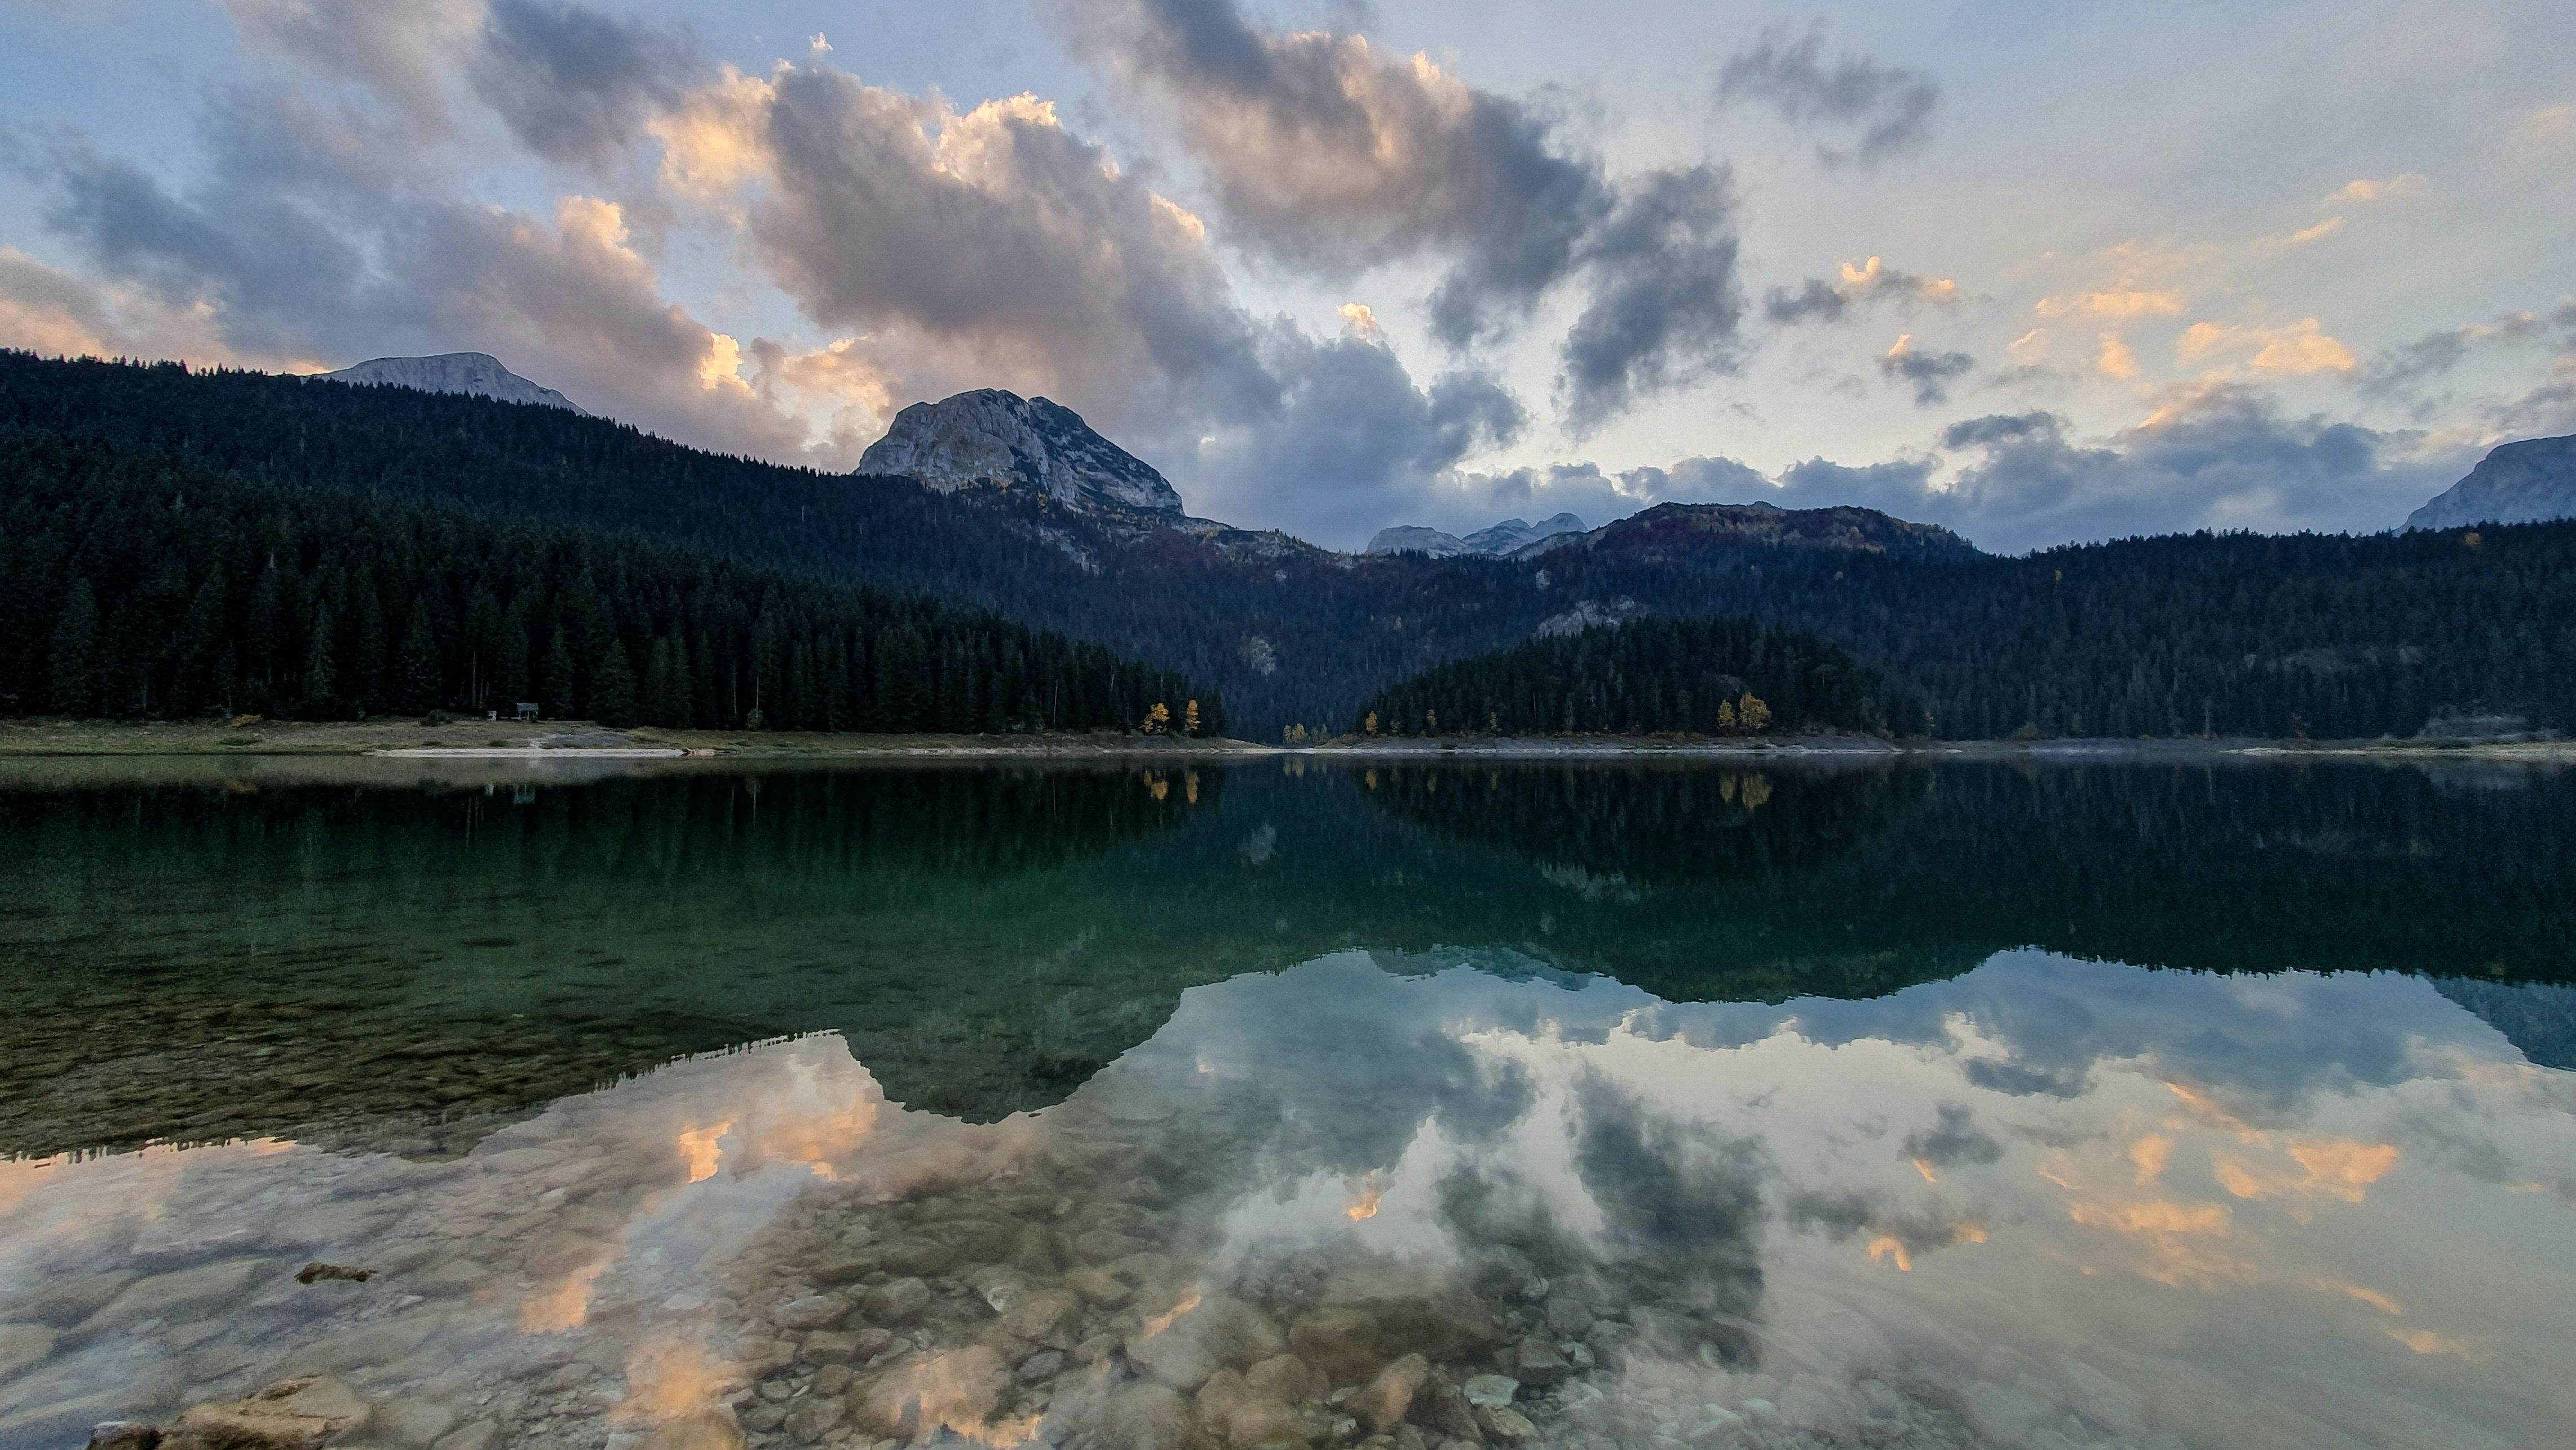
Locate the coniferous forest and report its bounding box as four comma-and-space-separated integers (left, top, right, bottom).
3, 352, 2573, 739
1353, 616, 1930, 738
0, 432, 1220, 734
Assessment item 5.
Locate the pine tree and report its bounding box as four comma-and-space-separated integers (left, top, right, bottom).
590, 638, 640, 727
542, 624, 577, 720
48, 578, 99, 716
394, 603, 441, 714
302, 602, 337, 715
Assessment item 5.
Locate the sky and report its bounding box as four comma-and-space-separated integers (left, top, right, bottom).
1, 0, 2570, 553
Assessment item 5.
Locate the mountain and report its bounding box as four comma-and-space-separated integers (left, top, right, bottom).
1366, 512, 1587, 557
1520, 500, 1978, 563
2407, 435, 2576, 529
320, 352, 587, 414
857, 389, 1185, 518
7, 354, 2574, 742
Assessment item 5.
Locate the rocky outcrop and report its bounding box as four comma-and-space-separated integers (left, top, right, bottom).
319, 354, 587, 413
2406, 434, 2576, 529
1366, 513, 1587, 558
857, 390, 1186, 518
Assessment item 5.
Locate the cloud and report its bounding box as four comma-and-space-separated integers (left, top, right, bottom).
1716, 28, 1938, 168
2358, 305, 2571, 399
2095, 333, 2139, 378
1764, 254, 1957, 325
2177, 318, 2358, 377
468, 0, 699, 164
1558, 166, 1744, 430
1192, 330, 1527, 541
218, 0, 483, 126
17, 83, 842, 462
1052, 0, 1612, 350
1734, 384, 2462, 551
2036, 288, 2187, 320
2322, 172, 2428, 207
1877, 333, 1976, 406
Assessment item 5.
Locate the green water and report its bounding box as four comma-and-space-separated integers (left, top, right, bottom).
1, 757, 2571, 1450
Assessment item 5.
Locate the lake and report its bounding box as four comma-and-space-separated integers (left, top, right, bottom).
2, 756, 2571, 1450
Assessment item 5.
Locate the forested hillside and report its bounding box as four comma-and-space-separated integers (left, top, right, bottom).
6, 352, 2573, 739
0, 433, 1217, 734
1354, 616, 1929, 738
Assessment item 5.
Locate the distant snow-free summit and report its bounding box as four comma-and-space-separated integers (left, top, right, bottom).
2407, 434, 2576, 529
1364, 513, 1588, 558
857, 389, 1185, 518
320, 352, 588, 414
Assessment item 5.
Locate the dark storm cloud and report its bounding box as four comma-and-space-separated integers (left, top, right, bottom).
1718, 28, 1938, 169
1053, 0, 1612, 350
1877, 337, 1975, 406
469, 0, 698, 164
1559, 166, 1744, 430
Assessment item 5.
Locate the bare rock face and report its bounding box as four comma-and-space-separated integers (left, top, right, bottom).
856, 389, 1185, 518
2407, 434, 2576, 529
319, 354, 587, 414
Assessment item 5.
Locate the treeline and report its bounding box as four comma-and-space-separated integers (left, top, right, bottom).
0, 433, 1222, 734
1553, 527, 2576, 740
1354, 616, 1930, 738
8, 355, 2575, 738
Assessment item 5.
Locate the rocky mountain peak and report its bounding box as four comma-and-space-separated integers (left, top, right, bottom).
2406, 434, 2576, 530
1364, 512, 1588, 558
320, 353, 587, 414
856, 389, 1185, 518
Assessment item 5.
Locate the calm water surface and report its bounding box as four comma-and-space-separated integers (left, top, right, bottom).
2, 757, 2571, 1450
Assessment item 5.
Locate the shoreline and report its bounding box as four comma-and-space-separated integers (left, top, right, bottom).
0, 717, 2566, 764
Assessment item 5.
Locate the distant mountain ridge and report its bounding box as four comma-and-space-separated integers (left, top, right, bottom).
857, 389, 1185, 518
320, 352, 587, 414
2408, 434, 2576, 529
8, 352, 2572, 742
1367, 513, 1588, 558
1539, 500, 1980, 562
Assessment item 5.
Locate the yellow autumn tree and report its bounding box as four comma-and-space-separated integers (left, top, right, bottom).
1364, 711, 1379, 735
1425, 708, 1438, 734
1142, 702, 1171, 734
1717, 699, 1738, 732
1737, 694, 1772, 733
1183, 699, 1201, 735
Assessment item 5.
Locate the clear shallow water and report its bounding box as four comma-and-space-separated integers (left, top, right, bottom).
1, 757, 2571, 1450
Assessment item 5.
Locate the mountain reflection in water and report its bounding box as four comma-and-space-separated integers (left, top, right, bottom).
1, 758, 2573, 1450
4, 949, 2571, 1450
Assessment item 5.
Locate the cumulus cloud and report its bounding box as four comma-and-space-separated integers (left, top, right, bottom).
1558, 166, 1744, 430
1877, 333, 1976, 406
1192, 332, 1527, 541
16, 82, 829, 461
1053, 0, 1611, 349
1763, 254, 1957, 325
218, 0, 483, 126
2177, 318, 2358, 377
467, 0, 698, 164
1753, 386, 2461, 551
1717, 28, 1938, 169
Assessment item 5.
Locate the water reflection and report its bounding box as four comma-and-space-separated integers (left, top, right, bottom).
6, 949, 2571, 1450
